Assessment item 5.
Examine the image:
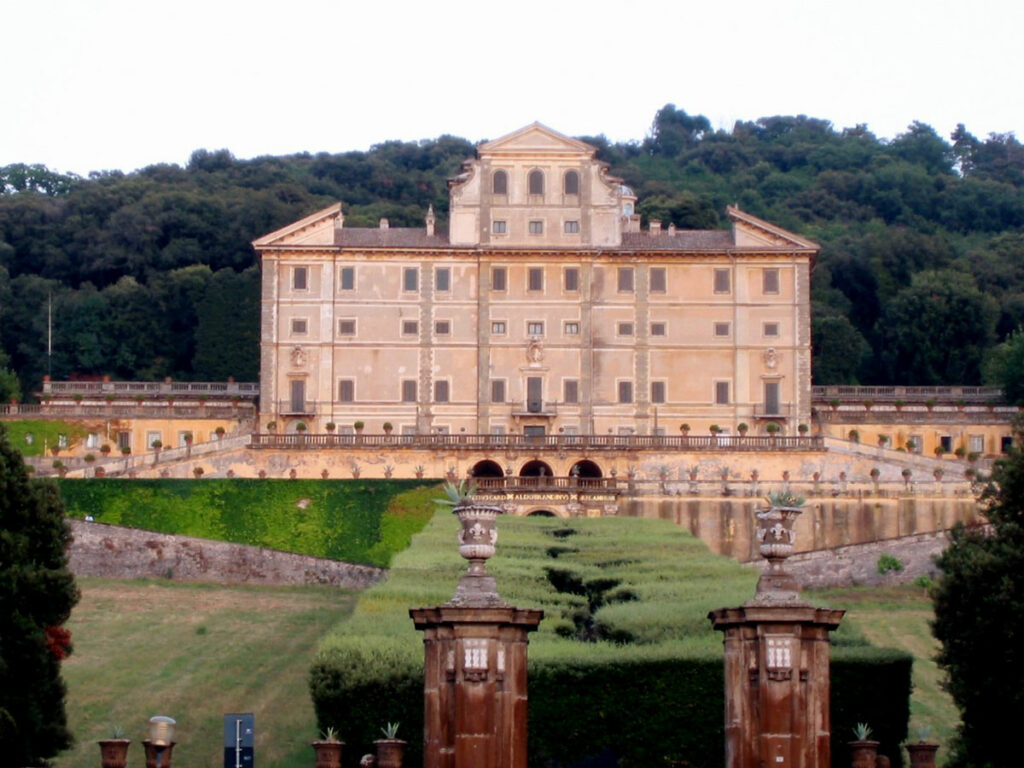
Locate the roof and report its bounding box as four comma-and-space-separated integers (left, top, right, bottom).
333, 228, 450, 248
620, 231, 734, 250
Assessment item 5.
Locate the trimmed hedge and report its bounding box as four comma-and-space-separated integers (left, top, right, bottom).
57, 479, 437, 565
310, 512, 912, 767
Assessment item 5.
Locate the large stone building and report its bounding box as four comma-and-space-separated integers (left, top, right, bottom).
254, 123, 818, 438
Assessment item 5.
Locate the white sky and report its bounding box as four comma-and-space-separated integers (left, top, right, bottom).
3, 0, 1022, 176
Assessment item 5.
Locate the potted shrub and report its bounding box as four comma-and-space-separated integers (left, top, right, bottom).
311, 727, 344, 768
894, 399, 905, 411
350, 463, 360, 478
375, 722, 406, 768
902, 467, 912, 484
848, 428, 860, 443
183, 432, 193, 445
383, 422, 394, 434
120, 445, 131, 456
193, 466, 204, 478
415, 464, 425, 479
324, 422, 336, 433
906, 737, 939, 767
384, 464, 394, 479
709, 424, 722, 435
828, 397, 840, 410
100, 443, 111, 456
94, 466, 105, 478
214, 426, 226, 439
353, 420, 365, 434
933, 445, 944, 457
905, 438, 916, 452
863, 399, 874, 411
956, 398, 966, 411
954, 445, 966, 459
151, 439, 163, 452
658, 464, 670, 482
266, 421, 277, 433
688, 465, 699, 482
878, 434, 890, 448
84, 453, 96, 464
849, 723, 879, 768
737, 422, 749, 436
797, 423, 809, 435
98, 726, 130, 768
679, 423, 690, 436
295, 422, 307, 433
925, 398, 936, 412
765, 422, 781, 437
321, 469, 329, 479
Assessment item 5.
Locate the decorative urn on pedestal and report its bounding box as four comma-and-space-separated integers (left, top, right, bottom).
752, 490, 806, 603
436, 480, 505, 606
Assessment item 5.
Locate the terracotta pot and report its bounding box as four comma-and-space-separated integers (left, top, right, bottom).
850, 739, 879, 768
906, 741, 939, 768
311, 740, 343, 768
375, 738, 406, 768
98, 739, 130, 768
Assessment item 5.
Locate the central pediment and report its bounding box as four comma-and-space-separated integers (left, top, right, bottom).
479, 122, 596, 158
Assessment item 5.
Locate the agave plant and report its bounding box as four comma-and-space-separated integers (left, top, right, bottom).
321, 726, 340, 742
434, 479, 478, 507
380, 722, 400, 739
765, 489, 805, 508
852, 722, 873, 741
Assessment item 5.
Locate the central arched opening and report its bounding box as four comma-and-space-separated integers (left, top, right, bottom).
569, 460, 603, 478
470, 459, 504, 478
519, 460, 553, 477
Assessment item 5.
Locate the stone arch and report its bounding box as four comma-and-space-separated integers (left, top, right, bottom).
470, 459, 504, 477
526, 508, 557, 517
519, 459, 553, 477
569, 459, 603, 478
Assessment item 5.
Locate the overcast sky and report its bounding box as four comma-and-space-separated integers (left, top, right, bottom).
4, 0, 1022, 176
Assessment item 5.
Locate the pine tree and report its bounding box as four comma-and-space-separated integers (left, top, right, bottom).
0, 424, 79, 766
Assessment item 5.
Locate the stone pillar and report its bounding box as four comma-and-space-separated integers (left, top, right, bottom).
709, 503, 844, 768
411, 497, 542, 768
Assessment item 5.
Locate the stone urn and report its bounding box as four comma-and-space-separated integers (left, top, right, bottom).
849, 739, 879, 768
752, 502, 803, 603
311, 740, 344, 768
906, 741, 939, 768
374, 739, 406, 768
98, 739, 130, 768
441, 484, 506, 607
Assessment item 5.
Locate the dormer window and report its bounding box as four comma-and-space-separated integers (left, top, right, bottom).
564, 170, 579, 196
492, 170, 508, 195
528, 169, 544, 196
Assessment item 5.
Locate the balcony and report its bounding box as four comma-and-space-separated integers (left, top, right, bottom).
510, 401, 558, 418
753, 403, 792, 418
277, 400, 316, 416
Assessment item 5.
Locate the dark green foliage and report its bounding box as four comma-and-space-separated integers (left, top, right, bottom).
56, 479, 436, 566
932, 436, 1024, 767
0, 424, 79, 766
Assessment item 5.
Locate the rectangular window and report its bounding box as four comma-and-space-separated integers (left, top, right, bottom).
401, 380, 417, 403
564, 220, 580, 234
435, 320, 450, 335
529, 220, 544, 235
969, 434, 985, 453
86, 433, 100, 449
1002, 435, 1014, 453
117, 431, 131, 450
715, 381, 730, 405
651, 322, 666, 336
491, 321, 506, 335
651, 381, 666, 404
528, 267, 544, 291
492, 220, 507, 234
338, 319, 356, 336
491, 425, 507, 435
403, 267, 419, 292
617, 322, 634, 336
764, 322, 780, 338
909, 434, 923, 453
650, 267, 667, 293
763, 268, 780, 294
146, 431, 161, 450
940, 435, 953, 453
714, 322, 731, 337
338, 380, 355, 402
564, 268, 579, 292
491, 380, 506, 403
435, 267, 450, 292
527, 321, 544, 336
564, 321, 580, 335
618, 381, 633, 404
564, 379, 579, 404
491, 267, 506, 291
434, 380, 450, 403
713, 268, 730, 294
618, 267, 634, 292
402, 320, 418, 335
293, 266, 307, 290
340, 266, 355, 290
290, 318, 307, 334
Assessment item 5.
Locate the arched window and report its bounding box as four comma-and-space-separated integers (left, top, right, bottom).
564, 170, 580, 196
528, 169, 544, 196
492, 170, 508, 195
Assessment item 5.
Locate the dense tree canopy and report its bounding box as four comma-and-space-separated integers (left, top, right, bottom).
933, 433, 1024, 766
1, 106, 1023, 393
0, 425, 79, 766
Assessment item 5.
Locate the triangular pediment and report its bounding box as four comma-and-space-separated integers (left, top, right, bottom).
252, 203, 342, 248
727, 206, 819, 250
479, 122, 596, 158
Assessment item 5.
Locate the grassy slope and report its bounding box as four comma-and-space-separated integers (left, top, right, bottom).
57, 579, 357, 768
57, 479, 438, 566
813, 586, 959, 765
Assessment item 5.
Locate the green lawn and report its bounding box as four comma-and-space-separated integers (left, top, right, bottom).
57, 579, 357, 768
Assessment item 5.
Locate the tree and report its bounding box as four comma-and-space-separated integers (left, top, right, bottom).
0, 424, 79, 766
933, 433, 1024, 767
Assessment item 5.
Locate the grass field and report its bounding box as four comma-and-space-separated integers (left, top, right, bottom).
813, 585, 959, 765
56, 579, 357, 768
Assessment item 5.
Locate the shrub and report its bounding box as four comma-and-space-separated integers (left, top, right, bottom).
877, 553, 905, 574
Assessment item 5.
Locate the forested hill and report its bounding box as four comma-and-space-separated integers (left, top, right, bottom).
1, 105, 1023, 401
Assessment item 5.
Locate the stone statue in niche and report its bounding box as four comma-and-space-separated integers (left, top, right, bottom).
526, 337, 544, 364
290, 345, 307, 367
763, 347, 779, 370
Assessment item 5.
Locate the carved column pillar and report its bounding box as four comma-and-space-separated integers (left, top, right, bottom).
709, 503, 844, 768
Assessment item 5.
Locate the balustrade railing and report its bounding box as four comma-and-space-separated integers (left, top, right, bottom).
812, 385, 1003, 403
40, 380, 258, 398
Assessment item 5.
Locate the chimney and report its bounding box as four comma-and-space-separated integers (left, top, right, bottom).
379, 218, 389, 230
667, 223, 676, 236
333, 204, 344, 243
649, 219, 662, 235
426, 204, 435, 237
